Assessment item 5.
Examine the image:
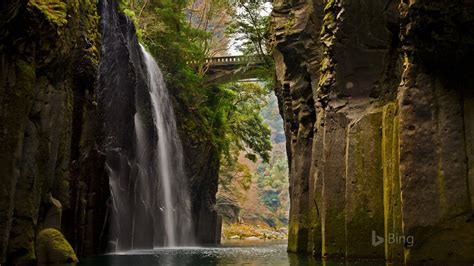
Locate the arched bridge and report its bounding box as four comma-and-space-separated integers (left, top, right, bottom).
189, 55, 269, 85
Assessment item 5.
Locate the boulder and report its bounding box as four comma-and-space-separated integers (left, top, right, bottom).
36, 229, 78, 265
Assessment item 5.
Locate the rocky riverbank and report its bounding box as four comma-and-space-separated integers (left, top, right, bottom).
222, 223, 287, 241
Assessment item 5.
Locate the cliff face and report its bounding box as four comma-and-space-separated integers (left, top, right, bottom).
0, 1, 222, 262
271, 0, 474, 263
98, 0, 156, 250
0, 0, 103, 263
178, 113, 222, 245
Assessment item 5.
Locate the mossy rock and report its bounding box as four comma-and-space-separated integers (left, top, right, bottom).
36, 228, 78, 265
28, 0, 69, 27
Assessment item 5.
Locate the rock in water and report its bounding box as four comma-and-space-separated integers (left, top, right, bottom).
245, 236, 259, 241
36, 229, 78, 264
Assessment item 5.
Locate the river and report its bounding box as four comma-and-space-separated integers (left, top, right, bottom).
79, 240, 386, 265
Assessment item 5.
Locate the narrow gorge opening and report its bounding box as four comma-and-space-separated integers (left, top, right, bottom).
216, 91, 290, 241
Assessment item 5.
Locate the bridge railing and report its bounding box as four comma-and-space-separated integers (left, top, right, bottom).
187, 55, 259, 66
205, 56, 252, 64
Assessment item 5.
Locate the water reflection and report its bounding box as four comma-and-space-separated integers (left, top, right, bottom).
79, 240, 386, 266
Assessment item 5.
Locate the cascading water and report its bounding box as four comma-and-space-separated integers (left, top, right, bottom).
139, 45, 194, 247
98, 0, 194, 251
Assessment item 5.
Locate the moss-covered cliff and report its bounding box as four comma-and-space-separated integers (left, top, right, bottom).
1, 0, 224, 262
270, 0, 474, 263
0, 0, 104, 264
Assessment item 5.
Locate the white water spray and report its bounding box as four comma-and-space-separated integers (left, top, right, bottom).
139, 45, 194, 247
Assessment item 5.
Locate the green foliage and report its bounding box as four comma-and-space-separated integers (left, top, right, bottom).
213, 82, 272, 163
135, 0, 211, 108
219, 157, 253, 191
30, 0, 68, 27
257, 158, 287, 189
261, 189, 280, 211
118, 0, 142, 39
226, 0, 274, 77
257, 158, 289, 212
133, 1, 275, 203
217, 91, 290, 227
125, 1, 274, 180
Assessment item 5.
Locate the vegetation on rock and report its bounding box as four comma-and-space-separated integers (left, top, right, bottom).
127, 0, 274, 170
36, 229, 78, 264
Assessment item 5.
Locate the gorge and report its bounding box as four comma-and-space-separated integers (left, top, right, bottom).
1, 0, 474, 265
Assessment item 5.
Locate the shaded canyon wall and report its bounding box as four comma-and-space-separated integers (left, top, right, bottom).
270, 0, 474, 263
0, 0, 106, 263
0, 0, 221, 263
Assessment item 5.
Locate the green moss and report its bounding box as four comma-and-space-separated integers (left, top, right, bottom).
318, 0, 342, 103
29, 0, 68, 27
283, 11, 296, 34
81, 0, 101, 70
321, 207, 346, 258
7, 218, 36, 264
306, 204, 322, 256
324, 0, 336, 12
287, 213, 309, 253
382, 103, 404, 262
345, 111, 385, 259
118, 0, 142, 40
36, 228, 78, 264
15, 60, 35, 96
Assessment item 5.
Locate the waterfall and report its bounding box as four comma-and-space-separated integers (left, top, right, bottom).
139, 45, 194, 247
99, 0, 194, 251
107, 46, 195, 249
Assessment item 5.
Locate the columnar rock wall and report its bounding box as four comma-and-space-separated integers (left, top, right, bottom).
0, 0, 104, 264
271, 0, 474, 263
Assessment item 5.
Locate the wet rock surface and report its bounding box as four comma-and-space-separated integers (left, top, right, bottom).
0, 0, 101, 263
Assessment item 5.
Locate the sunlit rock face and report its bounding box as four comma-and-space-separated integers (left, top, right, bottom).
270, 0, 474, 263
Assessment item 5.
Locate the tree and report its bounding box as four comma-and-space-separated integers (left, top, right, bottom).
226, 0, 273, 68
209, 81, 272, 164
124, 0, 273, 166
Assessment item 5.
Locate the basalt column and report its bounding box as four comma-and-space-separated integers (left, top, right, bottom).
397, 0, 474, 262
271, 0, 474, 263
271, 0, 398, 259
0, 0, 103, 263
